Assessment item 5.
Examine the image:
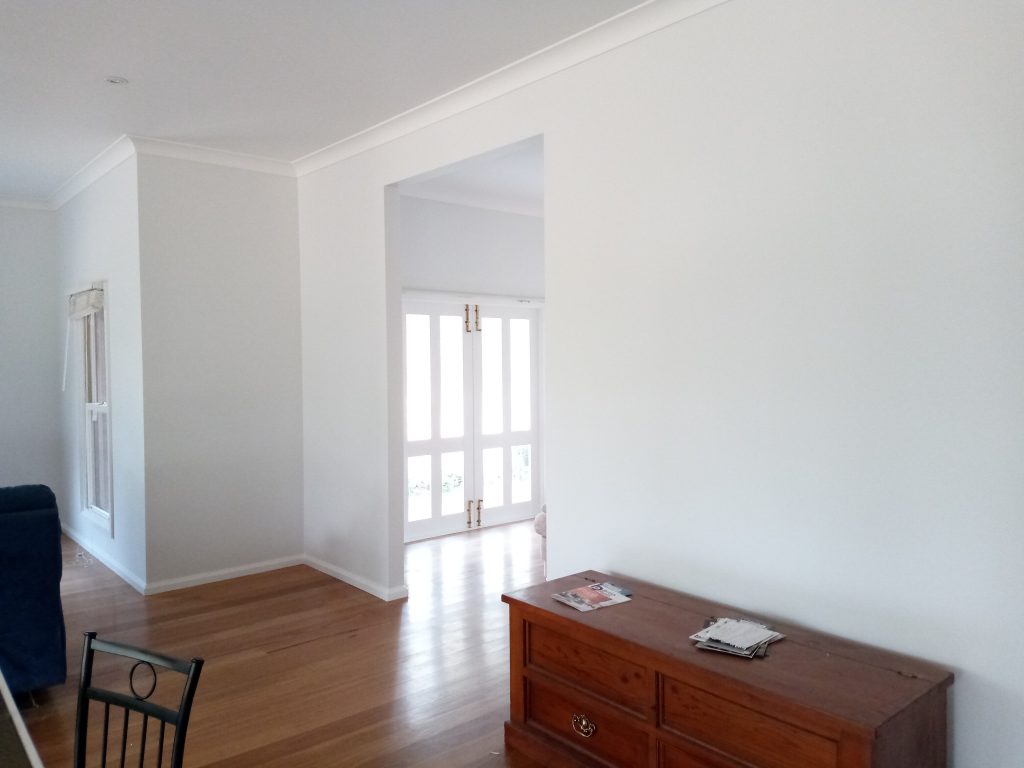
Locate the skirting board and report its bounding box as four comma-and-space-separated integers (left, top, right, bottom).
60, 525, 408, 601
144, 555, 306, 595
149, 556, 407, 600
304, 555, 409, 602
60, 524, 147, 594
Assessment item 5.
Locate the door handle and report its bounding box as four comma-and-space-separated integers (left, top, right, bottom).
466, 500, 473, 528
476, 499, 483, 527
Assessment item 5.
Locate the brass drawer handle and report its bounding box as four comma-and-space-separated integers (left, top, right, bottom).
571, 713, 596, 738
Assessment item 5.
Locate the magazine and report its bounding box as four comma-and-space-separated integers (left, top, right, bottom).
689, 617, 784, 658
552, 582, 632, 612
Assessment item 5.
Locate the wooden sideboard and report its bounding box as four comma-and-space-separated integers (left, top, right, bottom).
503, 571, 952, 768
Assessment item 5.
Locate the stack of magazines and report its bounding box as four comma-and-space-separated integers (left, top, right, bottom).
689, 617, 784, 658
552, 581, 632, 612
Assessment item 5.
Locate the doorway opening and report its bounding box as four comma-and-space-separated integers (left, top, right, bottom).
387, 136, 545, 563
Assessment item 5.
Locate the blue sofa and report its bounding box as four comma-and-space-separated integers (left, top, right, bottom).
0, 484, 67, 694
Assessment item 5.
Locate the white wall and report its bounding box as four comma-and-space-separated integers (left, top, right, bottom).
57, 156, 147, 588
299, 157, 402, 597
0, 206, 60, 491
399, 196, 543, 297
298, 1, 1024, 763
137, 154, 304, 588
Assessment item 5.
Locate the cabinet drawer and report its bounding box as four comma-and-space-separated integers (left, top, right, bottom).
659, 739, 750, 768
661, 677, 838, 768
527, 677, 649, 768
528, 622, 649, 714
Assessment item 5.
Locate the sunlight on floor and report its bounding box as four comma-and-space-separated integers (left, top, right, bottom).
397, 521, 543, 728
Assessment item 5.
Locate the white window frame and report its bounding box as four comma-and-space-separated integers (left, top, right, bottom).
75, 285, 114, 535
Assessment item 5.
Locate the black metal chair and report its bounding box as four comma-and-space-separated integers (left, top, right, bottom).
74, 632, 203, 768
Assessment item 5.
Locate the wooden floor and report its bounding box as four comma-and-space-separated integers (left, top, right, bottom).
23, 522, 546, 767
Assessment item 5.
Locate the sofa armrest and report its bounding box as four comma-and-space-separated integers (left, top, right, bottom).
0, 506, 67, 694
0, 485, 57, 515
0, 508, 64, 587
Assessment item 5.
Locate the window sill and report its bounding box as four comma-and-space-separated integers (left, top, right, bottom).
84, 505, 113, 537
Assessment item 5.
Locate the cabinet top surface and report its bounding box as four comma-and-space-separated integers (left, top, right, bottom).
503, 570, 953, 729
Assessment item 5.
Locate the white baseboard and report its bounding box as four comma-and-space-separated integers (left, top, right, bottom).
149, 555, 408, 601
143, 555, 305, 595
61, 529, 409, 601
61, 525, 147, 594
303, 555, 408, 601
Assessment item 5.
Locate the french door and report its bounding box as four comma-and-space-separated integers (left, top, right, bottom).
404, 297, 540, 542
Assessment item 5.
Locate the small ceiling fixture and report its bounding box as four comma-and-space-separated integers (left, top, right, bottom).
105, 76, 129, 85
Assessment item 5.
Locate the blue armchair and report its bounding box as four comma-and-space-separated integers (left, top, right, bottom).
0, 484, 67, 694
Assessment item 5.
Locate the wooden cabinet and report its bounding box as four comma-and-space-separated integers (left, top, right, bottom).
503, 571, 952, 768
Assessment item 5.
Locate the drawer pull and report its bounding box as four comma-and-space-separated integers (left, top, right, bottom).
571, 713, 597, 738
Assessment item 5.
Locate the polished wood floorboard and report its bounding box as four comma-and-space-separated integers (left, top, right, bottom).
24, 523, 546, 767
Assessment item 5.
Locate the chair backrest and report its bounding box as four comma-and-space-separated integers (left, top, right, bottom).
74, 632, 203, 768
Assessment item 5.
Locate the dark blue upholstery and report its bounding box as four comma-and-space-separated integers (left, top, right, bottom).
0, 484, 67, 694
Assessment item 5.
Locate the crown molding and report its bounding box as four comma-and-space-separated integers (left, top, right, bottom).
48, 135, 296, 209
293, 0, 732, 177
130, 136, 296, 178
0, 196, 56, 211
41, 0, 729, 206
401, 190, 543, 219
51, 135, 136, 209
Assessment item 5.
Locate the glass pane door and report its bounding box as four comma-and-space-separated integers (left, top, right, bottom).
471, 306, 539, 529
404, 301, 473, 541
404, 298, 540, 542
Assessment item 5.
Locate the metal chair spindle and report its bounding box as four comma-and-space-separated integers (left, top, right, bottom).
101, 702, 110, 767
157, 722, 166, 768
119, 708, 129, 768
138, 714, 149, 768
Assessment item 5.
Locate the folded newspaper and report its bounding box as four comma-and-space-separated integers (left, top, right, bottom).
552, 582, 632, 612
689, 617, 784, 658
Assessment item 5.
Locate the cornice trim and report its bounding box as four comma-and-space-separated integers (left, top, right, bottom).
401, 190, 543, 219
39, 0, 730, 205
49, 135, 296, 209
293, 0, 732, 177
51, 135, 136, 209
0, 196, 56, 211
131, 136, 297, 178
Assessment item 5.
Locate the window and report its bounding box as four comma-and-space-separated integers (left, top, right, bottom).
69, 287, 113, 529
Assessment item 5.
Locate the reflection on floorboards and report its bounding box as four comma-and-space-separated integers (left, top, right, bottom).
23, 521, 545, 767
